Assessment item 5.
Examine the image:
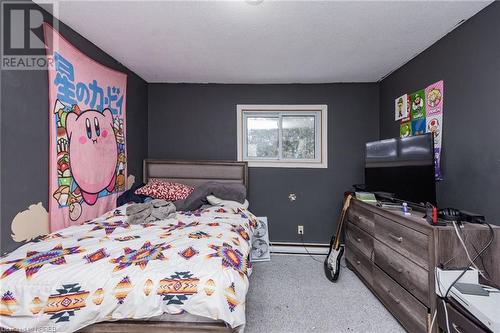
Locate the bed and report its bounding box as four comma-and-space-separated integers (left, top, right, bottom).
0, 160, 253, 333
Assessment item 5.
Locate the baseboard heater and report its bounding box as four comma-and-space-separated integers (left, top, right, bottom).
270, 242, 329, 255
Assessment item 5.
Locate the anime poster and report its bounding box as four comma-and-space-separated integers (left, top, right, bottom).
394, 94, 409, 121
426, 114, 442, 138
410, 89, 426, 120
411, 119, 426, 136
44, 23, 127, 231
426, 81, 443, 115
425, 80, 444, 180
400, 121, 412, 138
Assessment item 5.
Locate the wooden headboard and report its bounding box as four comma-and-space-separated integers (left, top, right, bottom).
143, 159, 248, 189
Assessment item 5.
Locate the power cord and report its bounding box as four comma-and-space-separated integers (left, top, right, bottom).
452, 221, 484, 277
469, 241, 492, 282
456, 223, 492, 282
434, 268, 450, 333
429, 309, 438, 333
442, 229, 470, 267
444, 221, 494, 300
443, 298, 450, 333
436, 221, 494, 333
299, 233, 326, 264
441, 227, 492, 282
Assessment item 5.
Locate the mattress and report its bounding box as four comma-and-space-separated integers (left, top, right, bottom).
0, 204, 256, 333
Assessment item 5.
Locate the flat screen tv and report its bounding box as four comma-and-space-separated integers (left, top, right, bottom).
364, 133, 436, 205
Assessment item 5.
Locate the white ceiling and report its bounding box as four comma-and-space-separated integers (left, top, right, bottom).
43, 0, 492, 83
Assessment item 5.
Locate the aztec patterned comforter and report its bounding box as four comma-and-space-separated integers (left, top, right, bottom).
0, 204, 255, 332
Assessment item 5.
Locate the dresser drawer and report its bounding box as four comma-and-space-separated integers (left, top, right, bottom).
348, 204, 375, 235
346, 239, 373, 286
374, 214, 429, 269
372, 265, 428, 333
346, 222, 373, 260
374, 239, 430, 306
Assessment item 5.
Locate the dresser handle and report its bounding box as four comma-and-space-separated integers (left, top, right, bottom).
355, 237, 362, 243
452, 323, 464, 333
388, 233, 403, 243
389, 262, 403, 273
386, 289, 401, 304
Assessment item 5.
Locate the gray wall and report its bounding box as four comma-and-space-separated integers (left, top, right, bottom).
3, 1, 497, 251
0, 7, 148, 253
379, 3, 500, 225
148, 83, 379, 243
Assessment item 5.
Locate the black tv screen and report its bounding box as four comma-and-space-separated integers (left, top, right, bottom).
365, 134, 436, 205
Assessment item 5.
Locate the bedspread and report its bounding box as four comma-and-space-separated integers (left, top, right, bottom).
0, 204, 256, 332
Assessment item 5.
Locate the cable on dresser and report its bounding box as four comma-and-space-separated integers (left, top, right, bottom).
434, 268, 450, 333
429, 308, 438, 333
436, 221, 494, 332
444, 221, 494, 300
441, 230, 470, 267
442, 225, 492, 282
452, 221, 484, 277
469, 241, 492, 282
455, 223, 492, 282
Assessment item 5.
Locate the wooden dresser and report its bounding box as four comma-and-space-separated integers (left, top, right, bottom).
345, 199, 499, 333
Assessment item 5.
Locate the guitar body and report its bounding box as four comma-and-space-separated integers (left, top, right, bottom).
324, 242, 344, 282
324, 193, 353, 283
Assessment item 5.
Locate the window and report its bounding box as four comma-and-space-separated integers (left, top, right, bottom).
237, 105, 327, 168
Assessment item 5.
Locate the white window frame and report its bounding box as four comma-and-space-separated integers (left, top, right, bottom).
237, 104, 328, 168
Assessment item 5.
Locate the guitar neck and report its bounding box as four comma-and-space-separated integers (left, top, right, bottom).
333, 195, 352, 250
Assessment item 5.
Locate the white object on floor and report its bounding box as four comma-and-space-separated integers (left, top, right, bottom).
251, 217, 270, 262
435, 267, 479, 297
450, 285, 500, 332
435, 267, 500, 332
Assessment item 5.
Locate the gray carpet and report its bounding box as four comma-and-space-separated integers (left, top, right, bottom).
245, 254, 405, 333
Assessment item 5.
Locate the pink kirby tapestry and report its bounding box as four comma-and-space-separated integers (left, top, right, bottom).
44, 23, 127, 231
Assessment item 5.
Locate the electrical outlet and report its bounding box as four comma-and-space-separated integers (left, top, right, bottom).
297, 225, 304, 235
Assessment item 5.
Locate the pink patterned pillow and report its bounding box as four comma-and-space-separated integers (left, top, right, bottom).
135, 179, 194, 201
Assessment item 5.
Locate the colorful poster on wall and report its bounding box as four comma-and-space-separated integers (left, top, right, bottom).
411, 118, 426, 135
410, 89, 426, 120
394, 94, 409, 121
44, 23, 127, 231
425, 80, 444, 180
400, 121, 412, 138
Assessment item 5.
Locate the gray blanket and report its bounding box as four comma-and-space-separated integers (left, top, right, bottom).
126, 199, 176, 224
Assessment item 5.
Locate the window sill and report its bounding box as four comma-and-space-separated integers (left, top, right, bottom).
242, 160, 328, 168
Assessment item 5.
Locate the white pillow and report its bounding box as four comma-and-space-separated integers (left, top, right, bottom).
206, 195, 249, 209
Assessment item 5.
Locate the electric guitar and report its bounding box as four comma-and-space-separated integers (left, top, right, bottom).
324, 194, 353, 282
